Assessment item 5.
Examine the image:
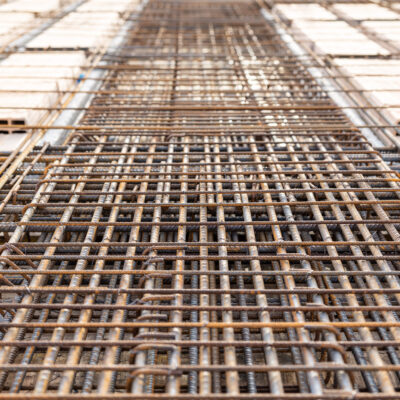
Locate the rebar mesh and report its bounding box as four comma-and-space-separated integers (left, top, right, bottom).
1, 0, 400, 398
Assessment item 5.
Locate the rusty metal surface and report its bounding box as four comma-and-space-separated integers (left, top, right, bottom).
1, 0, 400, 398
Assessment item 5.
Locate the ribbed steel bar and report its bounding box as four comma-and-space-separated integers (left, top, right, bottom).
1, 0, 400, 398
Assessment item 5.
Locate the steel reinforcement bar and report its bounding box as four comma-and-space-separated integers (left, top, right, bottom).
1, 0, 400, 398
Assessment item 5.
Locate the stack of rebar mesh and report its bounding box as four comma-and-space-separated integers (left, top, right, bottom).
1, 0, 400, 398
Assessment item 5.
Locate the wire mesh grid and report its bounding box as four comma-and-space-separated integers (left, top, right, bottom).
1, 0, 400, 398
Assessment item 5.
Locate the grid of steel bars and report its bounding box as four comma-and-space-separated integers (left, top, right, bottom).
1, 0, 400, 398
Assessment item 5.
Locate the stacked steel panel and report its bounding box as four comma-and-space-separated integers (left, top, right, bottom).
1, 0, 400, 399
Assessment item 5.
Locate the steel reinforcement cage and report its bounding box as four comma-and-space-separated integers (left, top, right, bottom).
1, 0, 400, 398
